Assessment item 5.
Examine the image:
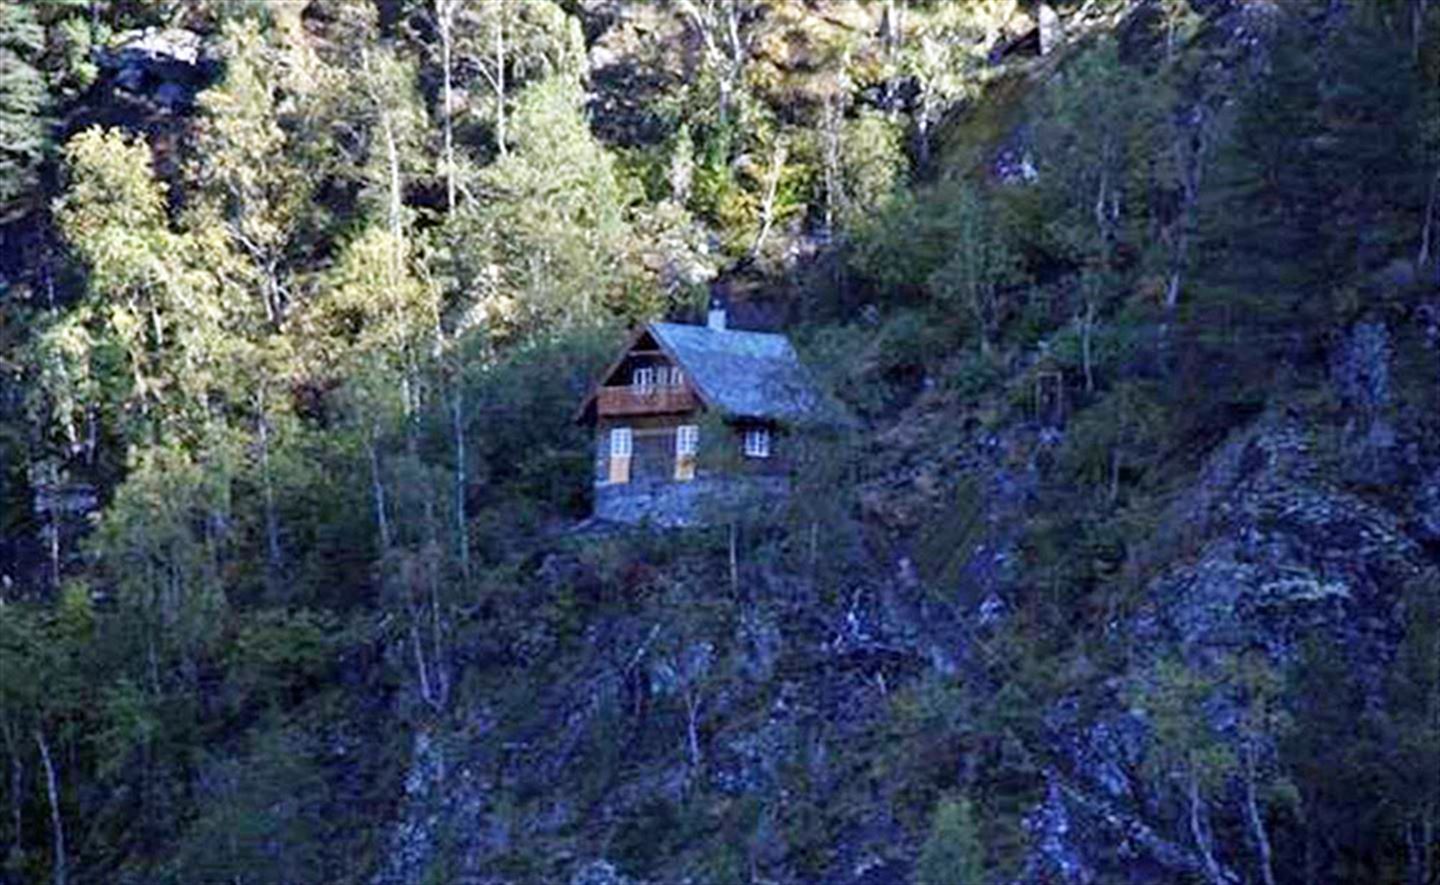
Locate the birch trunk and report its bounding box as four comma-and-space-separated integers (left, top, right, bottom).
367, 428, 391, 551
1080, 301, 1096, 394
439, 0, 457, 213
410, 616, 434, 708
34, 729, 65, 885
257, 392, 282, 589
451, 389, 470, 581
1418, 169, 1438, 269
684, 690, 702, 767
2, 717, 20, 860
1414, 0, 1429, 63
1187, 765, 1226, 885
494, 12, 507, 156
821, 95, 841, 236
383, 113, 403, 263
750, 139, 787, 258
1243, 739, 1277, 885
728, 521, 739, 597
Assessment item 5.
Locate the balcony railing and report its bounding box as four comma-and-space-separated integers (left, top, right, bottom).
596, 385, 698, 416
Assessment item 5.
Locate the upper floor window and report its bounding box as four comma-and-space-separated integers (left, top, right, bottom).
743, 427, 771, 458
668, 366, 685, 387
632, 367, 656, 390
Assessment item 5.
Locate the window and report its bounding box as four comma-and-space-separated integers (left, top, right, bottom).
743, 427, 771, 459
668, 366, 685, 387
676, 424, 699, 456
608, 427, 632, 484
610, 426, 633, 457
674, 424, 698, 481
632, 367, 655, 390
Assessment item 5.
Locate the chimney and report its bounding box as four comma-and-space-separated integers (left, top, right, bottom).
707, 302, 727, 331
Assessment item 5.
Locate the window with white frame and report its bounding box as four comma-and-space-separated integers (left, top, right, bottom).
668, 366, 685, 387
610, 426, 633, 458
676, 424, 699, 456
674, 424, 698, 481
632, 367, 655, 390
742, 427, 771, 458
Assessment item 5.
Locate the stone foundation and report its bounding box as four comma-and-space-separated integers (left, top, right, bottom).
593, 476, 789, 527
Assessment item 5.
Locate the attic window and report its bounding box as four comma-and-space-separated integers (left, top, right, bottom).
743, 427, 770, 459
633, 367, 655, 390
668, 366, 684, 386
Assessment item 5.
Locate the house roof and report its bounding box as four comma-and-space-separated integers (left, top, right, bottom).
650, 322, 823, 423
576, 320, 845, 426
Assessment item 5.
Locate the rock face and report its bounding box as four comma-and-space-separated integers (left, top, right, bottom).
373, 726, 509, 885
1014, 413, 1430, 883
1037, 4, 1063, 55
569, 861, 642, 885
96, 27, 218, 112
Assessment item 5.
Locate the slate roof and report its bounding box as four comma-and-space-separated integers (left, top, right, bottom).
648, 322, 827, 423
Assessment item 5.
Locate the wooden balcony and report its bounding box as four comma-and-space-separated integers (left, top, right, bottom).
596, 385, 698, 416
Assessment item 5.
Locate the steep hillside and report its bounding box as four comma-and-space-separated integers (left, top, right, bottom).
2, 1, 1439, 884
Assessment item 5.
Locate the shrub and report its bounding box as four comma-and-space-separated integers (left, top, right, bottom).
914, 794, 985, 885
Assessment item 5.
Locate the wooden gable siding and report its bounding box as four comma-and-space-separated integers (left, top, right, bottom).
597, 385, 698, 416
579, 328, 703, 421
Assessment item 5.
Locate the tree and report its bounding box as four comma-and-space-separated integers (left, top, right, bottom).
677, 0, 757, 132
1384, 573, 1440, 885
926, 183, 1024, 354
1032, 38, 1166, 269
914, 794, 985, 885
46, 127, 258, 454
895, 5, 993, 171
1130, 652, 1296, 885
1128, 658, 1236, 885
1192, 14, 1427, 352
189, 18, 310, 329
94, 445, 232, 684
0, 3, 48, 221
835, 109, 908, 234
447, 75, 647, 333
0, 583, 96, 885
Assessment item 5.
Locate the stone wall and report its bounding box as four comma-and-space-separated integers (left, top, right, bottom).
594, 475, 789, 527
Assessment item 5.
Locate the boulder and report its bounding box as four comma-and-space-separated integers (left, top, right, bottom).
95, 27, 217, 110
1038, 4, 1064, 55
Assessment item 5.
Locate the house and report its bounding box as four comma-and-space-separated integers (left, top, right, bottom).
574, 306, 836, 526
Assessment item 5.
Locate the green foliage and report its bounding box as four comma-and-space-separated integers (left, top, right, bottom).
48, 127, 259, 450
914, 795, 985, 885
835, 109, 909, 231
446, 75, 656, 332
1029, 38, 1170, 268
93, 444, 232, 664
925, 183, 1026, 352
0, 3, 48, 217
188, 17, 311, 328
1057, 380, 1170, 501
6, 4, 1440, 883
1188, 10, 1430, 377
850, 178, 1024, 348
229, 608, 343, 710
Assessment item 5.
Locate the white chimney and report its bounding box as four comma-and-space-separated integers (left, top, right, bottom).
707, 304, 727, 331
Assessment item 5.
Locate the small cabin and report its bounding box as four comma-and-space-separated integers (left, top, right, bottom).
574, 308, 833, 526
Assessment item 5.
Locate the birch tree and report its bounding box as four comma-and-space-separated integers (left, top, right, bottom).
189, 18, 309, 330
